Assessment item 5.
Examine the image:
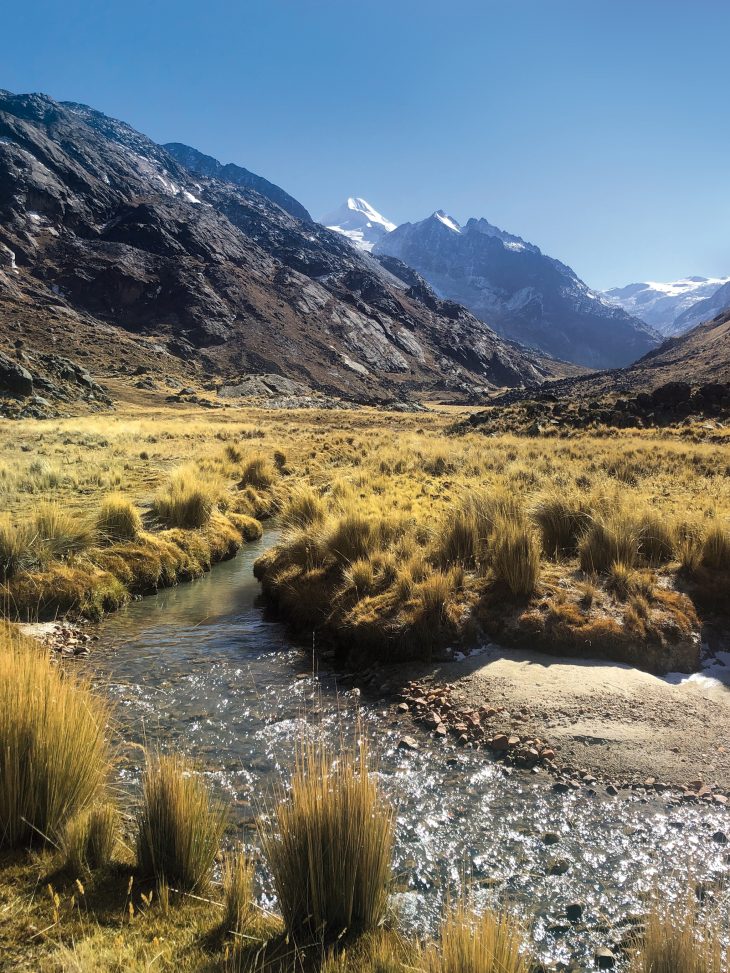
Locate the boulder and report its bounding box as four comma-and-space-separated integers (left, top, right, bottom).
0, 352, 33, 397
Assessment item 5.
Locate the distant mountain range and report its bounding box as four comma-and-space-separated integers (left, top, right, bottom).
324, 199, 660, 370
0, 89, 576, 410
603, 276, 730, 336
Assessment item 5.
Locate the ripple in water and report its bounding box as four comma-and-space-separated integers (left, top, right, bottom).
91, 534, 730, 965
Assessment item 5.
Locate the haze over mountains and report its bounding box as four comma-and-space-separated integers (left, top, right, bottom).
0, 89, 575, 411
325, 200, 660, 370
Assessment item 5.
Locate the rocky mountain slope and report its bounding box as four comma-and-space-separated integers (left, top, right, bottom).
321, 197, 395, 252
0, 90, 576, 413
373, 211, 660, 370
604, 276, 730, 336
463, 309, 730, 434
164, 142, 312, 223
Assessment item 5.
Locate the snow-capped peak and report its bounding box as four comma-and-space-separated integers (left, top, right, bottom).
432, 210, 461, 233
604, 275, 730, 335
320, 197, 396, 252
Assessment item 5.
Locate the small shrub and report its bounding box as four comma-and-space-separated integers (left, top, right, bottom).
62, 802, 119, 876
0, 636, 110, 848
579, 510, 641, 574
426, 901, 528, 973
153, 467, 219, 529
489, 515, 541, 596
222, 848, 254, 935
136, 754, 227, 892
96, 493, 142, 543
260, 738, 394, 939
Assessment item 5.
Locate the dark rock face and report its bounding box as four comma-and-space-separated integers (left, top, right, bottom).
0, 89, 577, 405
374, 212, 660, 369
164, 142, 312, 224
0, 351, 33, 396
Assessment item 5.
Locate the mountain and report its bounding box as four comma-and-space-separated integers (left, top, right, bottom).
604, 276, 730, 336
671, 280, 730, 335
373, 211, 660, 369
0, 90, 576, 413
164, 142, 312, 223
320, 197, 395, 252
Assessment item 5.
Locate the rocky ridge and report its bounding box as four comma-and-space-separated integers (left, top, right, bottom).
0, 89, 574, 410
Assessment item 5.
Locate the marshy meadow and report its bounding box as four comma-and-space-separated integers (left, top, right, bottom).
1, 402, 729, 971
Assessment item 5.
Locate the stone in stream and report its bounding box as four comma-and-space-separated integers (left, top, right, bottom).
396, 702, 409, 713
566, 902, 584, 922
711, 830, 728, 844
547, 858, 571, 876
606, 784, 619, 796
490, 734, 510, 752
398, 736, 419, 751
595, 947, 617, 969
542, 832, 561, 845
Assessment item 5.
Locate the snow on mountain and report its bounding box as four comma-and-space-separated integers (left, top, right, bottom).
373, 212, 660, 369
603, 276, 730, 336
320, 197, 396, 252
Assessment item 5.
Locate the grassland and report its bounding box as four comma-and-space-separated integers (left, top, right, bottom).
1, 403, 729, 675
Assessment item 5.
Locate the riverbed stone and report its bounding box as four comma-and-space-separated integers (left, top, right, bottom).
595, 948, 616, 969
398, 736, 419, 751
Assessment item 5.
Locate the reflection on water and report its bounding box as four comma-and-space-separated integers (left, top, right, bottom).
92, 534, 730, 965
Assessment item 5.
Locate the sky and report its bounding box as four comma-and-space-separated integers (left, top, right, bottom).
3, 0, 729, 289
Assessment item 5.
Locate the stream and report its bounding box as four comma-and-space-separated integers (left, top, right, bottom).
91, 532, 730, 966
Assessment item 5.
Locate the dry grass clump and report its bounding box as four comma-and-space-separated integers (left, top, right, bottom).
433, 488, 522, 568
324, 510, 376, 566
260, 739, 394, 940
605, 560, 641, 600
33, 502, 93, 563
425, 901, 529, 973
674, 520, 705, 574
136, 754, 227, 892
0, 634, 110, 848
96, 493, 142, 543
700, 519, 730, 570
579, 509, 642, 574
153, 467, 221, 529
489, 514, 541, 596
630, 898, 727, 973
222, 848, 255, 936
0, 515, 36, 581
239, 453, 278, 491
532, 490, 592, 558
281, 484, 326, 530
638, 510, 675, 566
62, 802, 119, 877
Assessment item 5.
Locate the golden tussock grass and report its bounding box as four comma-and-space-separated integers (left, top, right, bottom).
425, 900, 529, 973
95, 492, 142, 543
0, 631, 111, 848
61, 802, 120, 878
260, 737, 394, 941
630, 897, 728, 973
135, 753, 228, 892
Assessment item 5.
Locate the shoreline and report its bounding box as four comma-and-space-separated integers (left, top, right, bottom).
383, 640, 730, 794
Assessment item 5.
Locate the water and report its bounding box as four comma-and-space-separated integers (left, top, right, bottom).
91, 533, 730, 965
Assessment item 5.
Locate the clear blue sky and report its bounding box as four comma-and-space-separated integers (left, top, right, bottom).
4, 0, 729, 289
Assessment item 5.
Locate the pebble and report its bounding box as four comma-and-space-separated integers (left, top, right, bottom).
566, 903, 584, 922
595, 947, 617, 969
398, 736, 419, 751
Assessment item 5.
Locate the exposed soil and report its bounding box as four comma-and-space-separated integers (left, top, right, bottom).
408, 643, 730, 789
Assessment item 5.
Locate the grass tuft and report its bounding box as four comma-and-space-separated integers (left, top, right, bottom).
426, 900, 528, 973
579, 509, 642, 574
0, 634, 110, 848
260, 738, 394, 940
222, 847, 255, 936
136, 753, 227, 892
153, 467, 220, 529
489, 514, 541, 596
62, 802, 119, 877
96, 493, 142, 543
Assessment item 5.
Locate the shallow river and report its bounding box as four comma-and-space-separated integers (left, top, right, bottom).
91, 533, 730, 965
